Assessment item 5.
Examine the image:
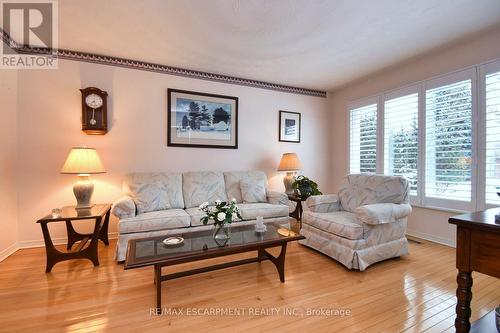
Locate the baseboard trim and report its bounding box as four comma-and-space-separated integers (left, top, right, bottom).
18, 232, 119, 249
406, 230, 456, 248
1, 233, 119, 261
1, 231, 456, 261
0, 242, 20, 262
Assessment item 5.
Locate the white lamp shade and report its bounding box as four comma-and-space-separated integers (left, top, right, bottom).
60, 147, 106, 174
277, 153, 302, 171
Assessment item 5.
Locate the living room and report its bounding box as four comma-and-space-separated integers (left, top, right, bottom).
1, 1, 500, 332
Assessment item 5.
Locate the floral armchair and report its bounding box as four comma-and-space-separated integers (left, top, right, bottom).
299, 174, 412, 271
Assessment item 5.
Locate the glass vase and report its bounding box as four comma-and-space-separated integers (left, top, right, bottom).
213, 223, 231, 243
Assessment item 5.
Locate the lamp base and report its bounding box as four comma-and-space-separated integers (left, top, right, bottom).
74, 174, 94, 209
283, 171, 297, 195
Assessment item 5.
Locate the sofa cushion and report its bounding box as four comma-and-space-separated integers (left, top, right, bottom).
224, 171, 267, 203
238, 203, 289, 220
302, 211, 364, 240
124, 172, 184, 213
118, 209, 190, 233
338, 174, 409, 213
183, 171, 228, 208
240, 179, 267, 203
185, 207, 215, 227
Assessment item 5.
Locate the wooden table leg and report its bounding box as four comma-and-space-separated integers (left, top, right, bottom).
257, 247, 265, 263
289, 200, 304, 229
65, 211, 109, 250
297, 201, 303, 229
86, 217, 102, 267
99, 210, 111, 246
263, 243, 287, 282
275, 243, 287, 282
455, 270, 473, 333
40, 222, 58, 273
155, 264, 162, 311
65, 220, 80, 250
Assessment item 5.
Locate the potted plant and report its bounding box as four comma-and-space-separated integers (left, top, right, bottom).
292, 175, 322, 199
199, 199, 242, 244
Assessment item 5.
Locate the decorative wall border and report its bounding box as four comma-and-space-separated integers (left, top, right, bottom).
1, 28, 327, 98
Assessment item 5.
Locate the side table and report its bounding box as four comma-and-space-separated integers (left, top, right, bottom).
448, 208, 500, 332
36, 204, 111, 272
288, 194, 305, 228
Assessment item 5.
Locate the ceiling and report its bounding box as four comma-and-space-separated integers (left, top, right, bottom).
47, 0, 500, 91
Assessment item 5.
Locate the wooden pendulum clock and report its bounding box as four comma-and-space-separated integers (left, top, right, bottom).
80, 87, 108, 135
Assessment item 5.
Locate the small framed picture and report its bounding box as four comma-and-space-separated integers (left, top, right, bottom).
279, 111, 301, 143
167, 88, 238, 149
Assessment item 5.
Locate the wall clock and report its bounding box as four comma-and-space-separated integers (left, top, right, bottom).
80, 87, 108, 135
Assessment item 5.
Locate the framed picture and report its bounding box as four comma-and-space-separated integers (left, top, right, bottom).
167, 88, 238, 149
279, 111, 301, 143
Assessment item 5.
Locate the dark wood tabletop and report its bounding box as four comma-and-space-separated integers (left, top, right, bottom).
449, 208, 500, 232
37, 204, 112, 223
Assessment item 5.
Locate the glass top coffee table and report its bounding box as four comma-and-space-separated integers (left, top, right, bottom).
124, 223, 305, 311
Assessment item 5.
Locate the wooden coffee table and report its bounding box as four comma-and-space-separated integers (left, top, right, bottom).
124, 223, 305, 311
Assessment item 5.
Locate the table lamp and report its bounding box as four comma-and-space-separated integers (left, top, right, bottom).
60, 147, 106, 209
277, 153, 302, 195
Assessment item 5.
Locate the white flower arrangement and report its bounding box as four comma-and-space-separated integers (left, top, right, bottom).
199, 199, 242, 227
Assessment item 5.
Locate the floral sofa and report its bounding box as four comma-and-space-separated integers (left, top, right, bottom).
299, 174, 412, 271
111, 171, 289, 261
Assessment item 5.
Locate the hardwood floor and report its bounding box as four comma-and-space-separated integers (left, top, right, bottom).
1, 238, 499, 333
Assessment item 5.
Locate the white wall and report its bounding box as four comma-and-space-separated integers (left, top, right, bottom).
0, 51, 19, 260
15, 59, 332, 244
330, 26, 500, 246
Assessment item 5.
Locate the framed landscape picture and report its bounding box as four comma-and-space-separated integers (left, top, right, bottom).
279, 111, 301, 143
167, 89, 238, 149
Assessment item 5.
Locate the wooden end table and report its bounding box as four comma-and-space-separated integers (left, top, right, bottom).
449, 208, 500, 333
37, 204, 111, 272
288, 194, 305, 228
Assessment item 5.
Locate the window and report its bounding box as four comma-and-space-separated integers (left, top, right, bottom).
384, 93, 419, 195
347, 61, 500, 212
485, 70, 500, 205
349, 104, 377, 173
425, 79, 473, 203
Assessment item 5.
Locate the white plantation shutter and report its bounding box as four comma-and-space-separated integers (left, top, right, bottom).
485, 70, 500, 205
384, 93, 419, 195
425, 79, 473, 203
349, 104, 377, 173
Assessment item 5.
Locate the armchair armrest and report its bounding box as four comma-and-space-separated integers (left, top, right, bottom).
304, 194, 340, 213
267, 191, 288, 206
111, 196, 136, 219
356, 203, 412, 225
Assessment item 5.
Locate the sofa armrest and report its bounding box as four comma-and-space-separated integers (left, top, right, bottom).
111, 196, 136, 219
356, 203, 412, 225
267, 191, 289, 206
304, 194, 340, 213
